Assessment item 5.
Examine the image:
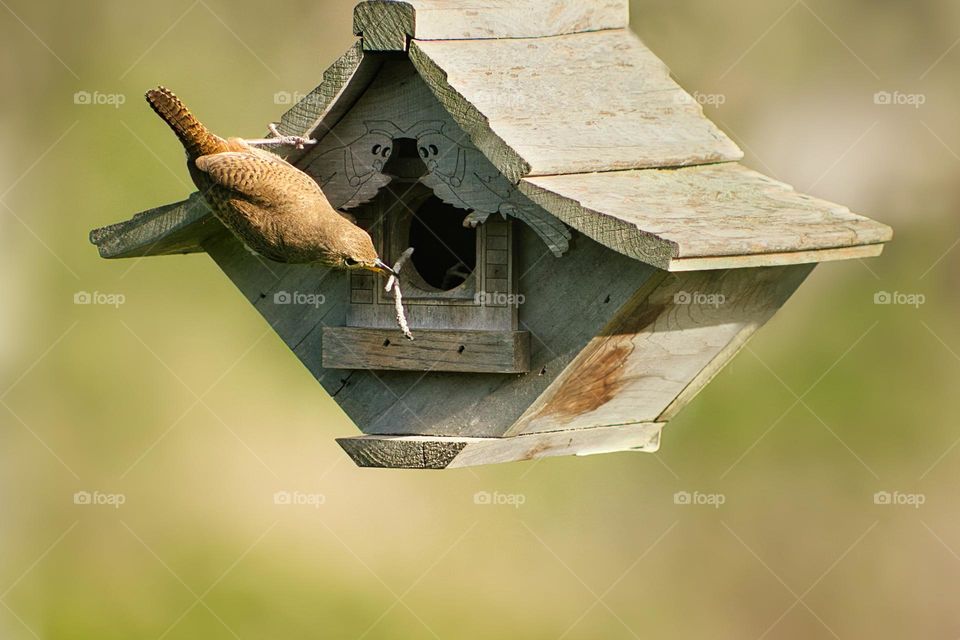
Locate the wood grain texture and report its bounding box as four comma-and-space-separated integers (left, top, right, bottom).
410, 30, 742, 182
204, 225, 657, 439
667, 244, 886, 271
89, 192, 224, 259
321, 228, 659, 438
521, 163, 894, 270
353, 0, 629, 51
506, 264, 814, 436
337, 422, 662, 469
322, 327, 531, 373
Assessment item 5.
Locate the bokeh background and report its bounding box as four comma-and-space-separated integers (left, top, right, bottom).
1, 0, 957, 638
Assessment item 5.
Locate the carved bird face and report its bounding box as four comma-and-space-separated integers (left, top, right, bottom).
336, 224, 395, 275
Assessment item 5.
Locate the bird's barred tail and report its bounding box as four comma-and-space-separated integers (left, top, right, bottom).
145, 87, 224, 159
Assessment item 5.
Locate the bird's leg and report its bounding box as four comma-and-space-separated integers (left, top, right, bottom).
245, 123, 317, 150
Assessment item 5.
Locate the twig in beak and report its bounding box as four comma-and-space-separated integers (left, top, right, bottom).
385, 248, 415, 340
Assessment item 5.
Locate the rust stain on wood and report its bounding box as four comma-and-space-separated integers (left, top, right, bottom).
536, 303, 665, 422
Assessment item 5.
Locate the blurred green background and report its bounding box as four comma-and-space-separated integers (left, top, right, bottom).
1, 0, 957, 638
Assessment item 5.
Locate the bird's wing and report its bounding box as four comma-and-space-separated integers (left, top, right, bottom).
195, 151, 330, 215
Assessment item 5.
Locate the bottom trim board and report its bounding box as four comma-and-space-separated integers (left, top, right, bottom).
337, 422, 664, 469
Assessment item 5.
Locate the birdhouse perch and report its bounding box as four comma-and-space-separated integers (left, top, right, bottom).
90, 0, 892, 470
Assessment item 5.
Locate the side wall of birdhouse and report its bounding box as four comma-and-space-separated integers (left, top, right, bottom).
203, 222, 813, 440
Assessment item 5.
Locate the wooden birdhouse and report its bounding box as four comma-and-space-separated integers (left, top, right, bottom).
90, 0, 892, 469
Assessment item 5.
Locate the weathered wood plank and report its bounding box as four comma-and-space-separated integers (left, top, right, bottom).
327, 228, 659, 438
354, 0, 629, 51
322, 327, 531, 373
506, 265, 814, 436
667, 244, 886, 271
89, 192, 224, 259
520, 163, 894, 270
410, 30, 742, 182
354, 1, 416, 51
203, 233, 353, 395
337, 422, 662, 469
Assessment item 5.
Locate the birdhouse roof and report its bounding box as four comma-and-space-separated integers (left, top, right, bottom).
347, 0, 891, 270
91, 0, 891, 271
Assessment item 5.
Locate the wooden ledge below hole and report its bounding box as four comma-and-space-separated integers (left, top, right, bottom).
321, 327, 531, 373
337, 423, 664, 470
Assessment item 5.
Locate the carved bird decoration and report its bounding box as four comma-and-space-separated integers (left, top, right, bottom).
144, 86, 395, 276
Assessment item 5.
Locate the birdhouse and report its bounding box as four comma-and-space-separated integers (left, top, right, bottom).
90, 0, 892, 469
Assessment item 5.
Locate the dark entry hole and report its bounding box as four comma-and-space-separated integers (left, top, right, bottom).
409, 196, 476, 291
457, 345, 465, 354
382, 138, 427, 180
383, 339, 391, 347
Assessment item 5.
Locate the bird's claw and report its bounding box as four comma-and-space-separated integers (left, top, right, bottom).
267, 123, 317, 150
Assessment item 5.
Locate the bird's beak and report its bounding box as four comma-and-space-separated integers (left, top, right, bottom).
371, 258, 397, 276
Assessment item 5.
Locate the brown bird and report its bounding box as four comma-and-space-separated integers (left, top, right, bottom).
145, 86, 394, 275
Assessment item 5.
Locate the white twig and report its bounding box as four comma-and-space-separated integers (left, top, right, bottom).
386, 248, 415, 340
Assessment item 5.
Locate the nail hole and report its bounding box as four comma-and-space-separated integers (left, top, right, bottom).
539, 366, 547, 376
383, 339, 391, 347
603, 295, 611, 304
259, 293, 267, 299
457, 345, 465, 354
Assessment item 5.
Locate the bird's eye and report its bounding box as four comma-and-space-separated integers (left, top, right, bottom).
429, 144, 439, 156
381, 147, 391, 158
419, 147, 428, 159
371, 144, 382, 155
344, 257, 359, 267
